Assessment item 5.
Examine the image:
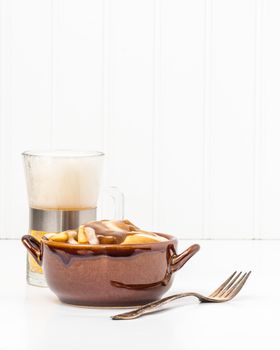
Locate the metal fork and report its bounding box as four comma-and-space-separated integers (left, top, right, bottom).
112, 271, 251, 320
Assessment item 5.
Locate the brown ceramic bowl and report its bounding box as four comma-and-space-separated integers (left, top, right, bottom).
22, 233, 199, 307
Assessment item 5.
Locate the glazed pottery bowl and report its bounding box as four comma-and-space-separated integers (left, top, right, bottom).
22, 234, 200, 307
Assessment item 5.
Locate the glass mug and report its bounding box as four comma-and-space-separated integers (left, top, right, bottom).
22, 150, 123, 287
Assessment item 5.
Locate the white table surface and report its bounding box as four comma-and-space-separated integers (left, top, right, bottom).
0, 239, 278, 350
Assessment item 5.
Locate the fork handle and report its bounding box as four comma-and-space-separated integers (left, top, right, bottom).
111, 292, 197, 320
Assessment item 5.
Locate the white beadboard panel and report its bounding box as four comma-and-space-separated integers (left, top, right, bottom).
253, 0, 263, 239
206, 0, 255, 238
156, 0, 205, 238
104, 0, 154, 229
0, 0, 52, 238
1, 0, 280, 239
52, 0, 104, 150
260, 0, 280, 238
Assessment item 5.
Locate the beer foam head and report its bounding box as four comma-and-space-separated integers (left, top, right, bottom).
23, 150, 104, 209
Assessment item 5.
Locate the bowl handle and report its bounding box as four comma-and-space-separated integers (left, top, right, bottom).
21, 235, 43, 266
171, 244, 200, 273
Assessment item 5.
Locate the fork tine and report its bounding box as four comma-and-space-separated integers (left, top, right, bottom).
216, 271, 242, 297
209, 271, 237, 297
223, 272, 247, 298
223, 271, 251, 299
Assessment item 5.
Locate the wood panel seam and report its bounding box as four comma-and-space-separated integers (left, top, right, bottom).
202, 0, 213, 239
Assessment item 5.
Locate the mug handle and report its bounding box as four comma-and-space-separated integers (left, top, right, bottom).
171, 244, 200, 273
22, 235, 42, 266
99, 186, 125, 220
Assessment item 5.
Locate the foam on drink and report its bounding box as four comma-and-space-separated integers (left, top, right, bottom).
24, 151, 103, 210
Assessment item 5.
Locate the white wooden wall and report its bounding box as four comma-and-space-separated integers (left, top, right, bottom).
0, 0, 280, 239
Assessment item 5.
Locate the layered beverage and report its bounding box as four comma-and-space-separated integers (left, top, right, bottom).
23, 150, 104, 286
